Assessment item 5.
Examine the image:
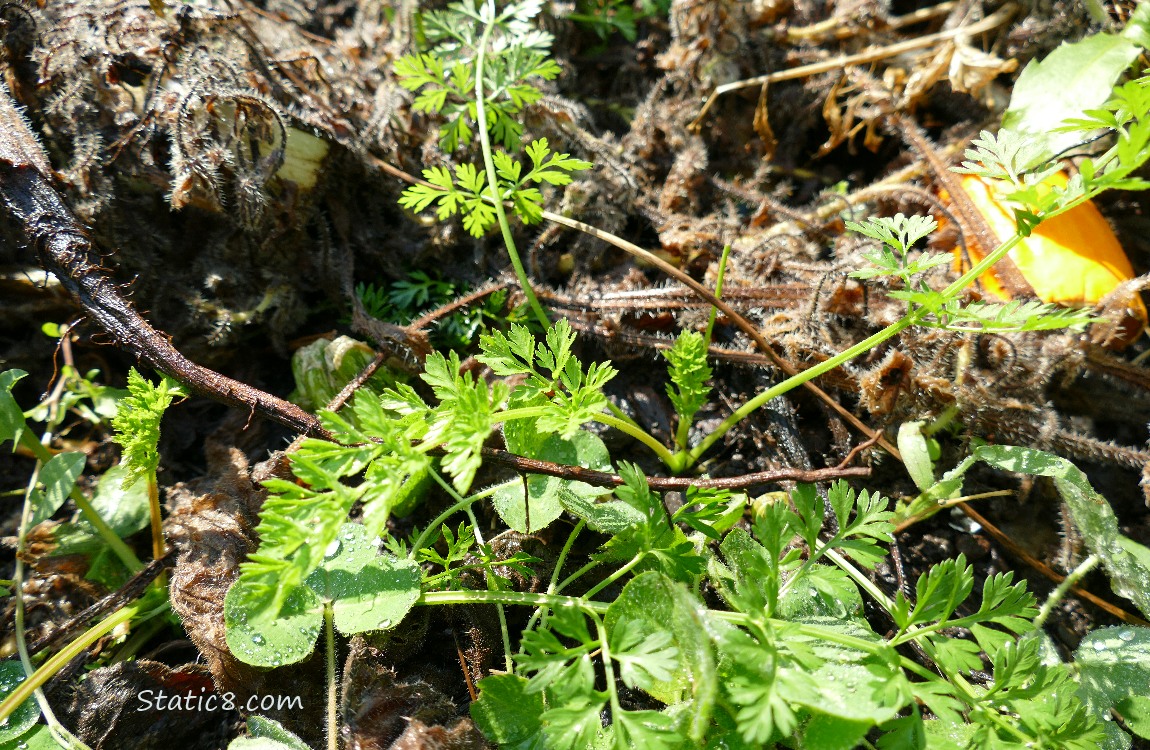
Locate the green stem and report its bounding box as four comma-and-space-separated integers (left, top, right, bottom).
581, 553, 643, 599
686, 231, 1027, 466
526, 519, 586, 633
593, 612, 623, 727
147, 472, 166, 584
0, 600, 161, 724
324, 601, 338, 750
703, 243, 731, 349
473, 5, 549, 329
18, 431, 142, 572
593, 413, 675, 465
555, 558, 602, 595
1033, 553, 1101, 628
410, 470, 479, 556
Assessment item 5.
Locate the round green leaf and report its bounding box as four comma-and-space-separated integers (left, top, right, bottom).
0, 660, 40, 743
224, 577, 322, 668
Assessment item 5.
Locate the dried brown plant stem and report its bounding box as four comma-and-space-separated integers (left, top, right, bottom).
480, 448, 870, 490
689, 3, 1017, 131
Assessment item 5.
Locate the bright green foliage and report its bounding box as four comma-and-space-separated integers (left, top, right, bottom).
110, 368, 185, 490
236, 394, 431, 618
662, 330, 711, 447
395, 1, 592, 238
399, 139, 592, 237
477, 319, 617, 437
567, 0, 672, 42
848, 213, 1096, 333
0, 661, 39, 743
225, 524, 420, 667
999, 2, 1150, 164
396, 0, 560, 153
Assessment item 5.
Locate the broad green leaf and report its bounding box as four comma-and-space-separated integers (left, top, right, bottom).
801, 714, 872, 750
972, 445, 1150, 617
1075, 626, 1150, 718
897, 421, 934, 492
51, 464, 150, 555
227, 524, 420, 666
0, 724, 68, 750
305, 523, 421, 635
604, 572, 716, 740
29, 451, 85, 526
777, 563, 862, 621
470, 674, 547, 749
1000, 31, 1144, 160
559, 488, 646, 533
0, 369, 28, 450
493, 431, 611, 533
236, 716, 311, 750
1115, 695, 1150, 739
224, 576, 322, 668
0, 661, 39, 742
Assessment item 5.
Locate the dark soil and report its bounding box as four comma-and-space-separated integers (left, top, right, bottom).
2, 0, 1149, 748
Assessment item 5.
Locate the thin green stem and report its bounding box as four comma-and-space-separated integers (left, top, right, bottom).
14, 450, 90, 749
593, 612, 623, 727
409, 472, 479, 556
686, 231, 1027, 466
18, 431, 142, 572
472, 5, 549, 329
1033, 553, 1102, 628
593, 413, 675, 465
581, 553, 643, 599
703, 243, 731, 349
324, 601, 337, 750
555, 558, 603, 594
526, 519, 586, 633
0, 600, 162, 724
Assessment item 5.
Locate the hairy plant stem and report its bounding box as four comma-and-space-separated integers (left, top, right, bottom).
324, 601, 337, 750
687, 231, 1027, 464
472, 4, 549, 329
1033, 553, 1102, 628
14, 447, 90, 749
488, 405, 673, 465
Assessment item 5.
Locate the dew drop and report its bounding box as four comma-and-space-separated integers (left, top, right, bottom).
251, 633, 266, 645
1119, 630, 1136, 642
807, 588, 819, 597
1092, 640, 1107, 651
325, 540, 342, 559
378, 618, 393, 629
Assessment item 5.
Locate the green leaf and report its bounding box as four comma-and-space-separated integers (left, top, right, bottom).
471, 674, 547, 749
224, 574, 322, 668
305, 523, 421, 635
801, 715, 873, 750
493, 430, 611, 533
110, 368, 185, 489
605, 572, 717, 739
972, 445, 1150, 618
897, 421, 934, 493
1075, 626, 1150, 718
1000, 31, 1144, 161
51, 464, 151, 555
0, 369, 28, 450
0, 661, 39, 743
227, 525, 420, 666
663, 331, 712, 430
29, 451, 85, 526
230, 716, 312, 750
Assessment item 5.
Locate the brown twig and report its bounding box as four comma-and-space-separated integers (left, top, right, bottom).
480, 447, 870, 491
